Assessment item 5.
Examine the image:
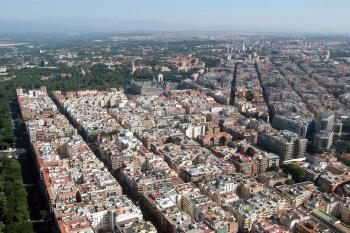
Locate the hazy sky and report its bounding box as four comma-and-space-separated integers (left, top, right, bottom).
1, 0, 350, 33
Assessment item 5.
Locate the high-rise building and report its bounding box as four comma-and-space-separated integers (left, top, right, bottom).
333, 119, 343, 137
316, 111, 335, 133
131, 59, 136, 74
314, 111, 335, 150
314, 130, 333, 150
257, 130, 307, 162
272, 115, 312, 138
157, 73, 163, 83
227, 44, 232, 61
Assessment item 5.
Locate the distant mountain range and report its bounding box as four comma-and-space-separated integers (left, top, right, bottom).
0, 18, 277, 33
1, 18, 349, 35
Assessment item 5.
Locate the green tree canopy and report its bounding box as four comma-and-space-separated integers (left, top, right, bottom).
282, 164, 305, 183
0, 158, 33, 233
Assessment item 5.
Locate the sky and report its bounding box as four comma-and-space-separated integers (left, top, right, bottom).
1, 0, 350, 33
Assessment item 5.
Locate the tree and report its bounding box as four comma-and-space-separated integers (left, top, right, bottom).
266, 164, 279, 172
246, 91, 254, 101
0, 158, 33, 233
275, 182, 283, 186
87, 134, 97, 143
343, 122, 350, 132
346, 141, 350, 153
5, 221, 33, 233
200, 57, 220, 68
76, 191, 82, 203
40, 210, 48, 220
338, 154, 350, 166
282, 164, 305, 183
285, 179, 295, 185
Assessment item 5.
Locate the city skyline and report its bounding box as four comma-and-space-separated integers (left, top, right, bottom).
1, 2, 350, 233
